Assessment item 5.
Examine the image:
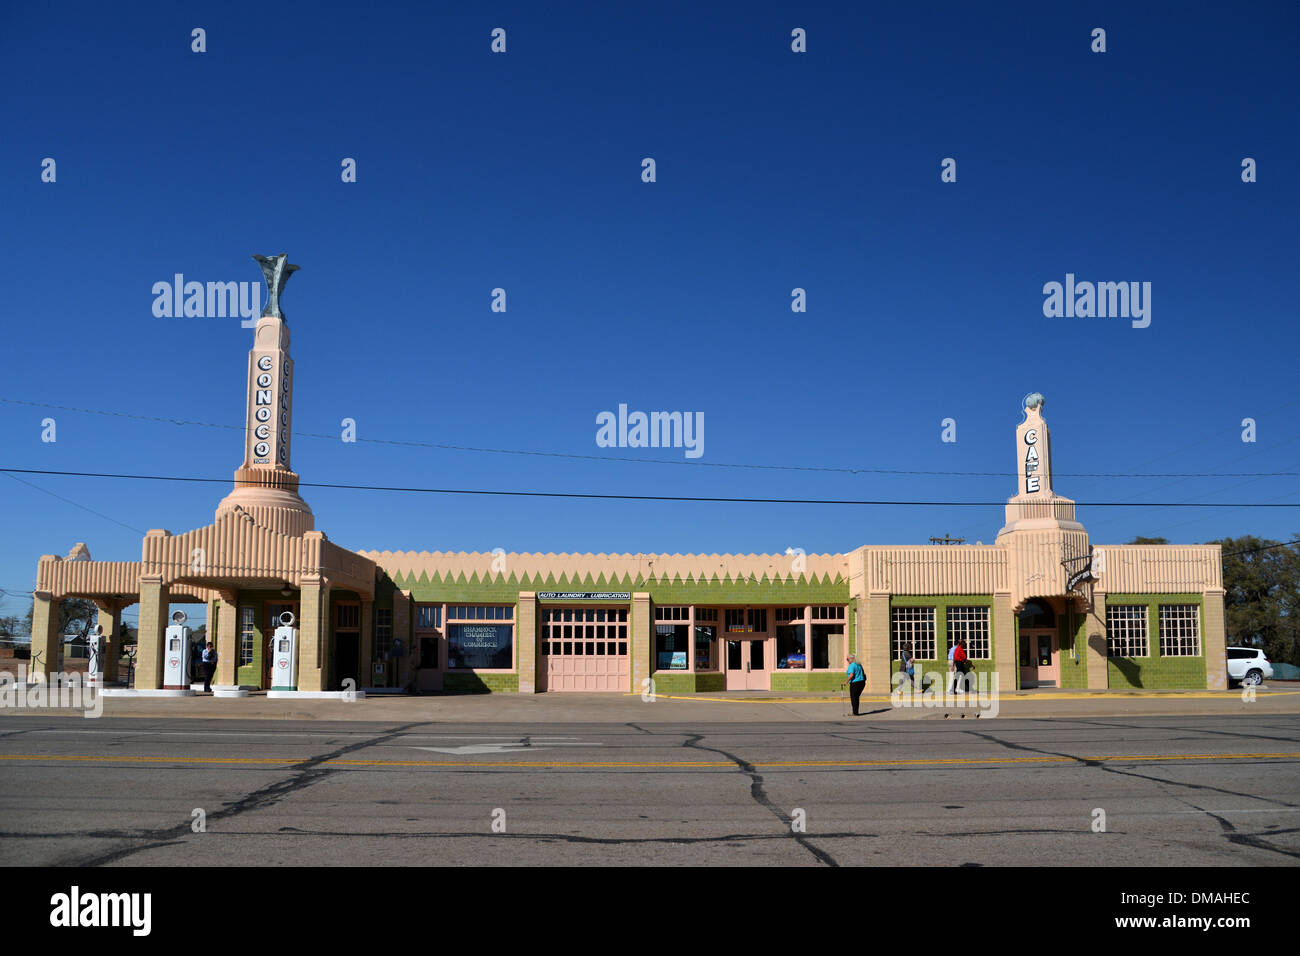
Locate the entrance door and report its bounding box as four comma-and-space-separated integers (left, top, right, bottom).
726, 638, 769, 690
334, 632, 359, 691
1019, 628, 1058, 688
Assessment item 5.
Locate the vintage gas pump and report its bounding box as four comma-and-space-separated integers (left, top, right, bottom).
87, 624, 106, 688
271, 610, 298, 691
162, 610, 192, 690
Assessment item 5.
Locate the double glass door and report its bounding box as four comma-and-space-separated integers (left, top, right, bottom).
726, 638, 768, 690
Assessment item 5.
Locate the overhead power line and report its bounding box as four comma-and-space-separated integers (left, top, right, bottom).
3, 466, 1300, 508
3, 472, 147, 534
1222, 537, 1300, 558
3, 397, 1297, 479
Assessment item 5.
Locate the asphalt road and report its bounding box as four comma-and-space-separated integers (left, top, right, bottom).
1, 714, 1297, 866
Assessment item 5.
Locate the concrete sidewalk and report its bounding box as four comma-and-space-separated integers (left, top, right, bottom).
3, 684, 1298, 722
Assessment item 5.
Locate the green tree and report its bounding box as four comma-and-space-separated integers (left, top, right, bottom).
1212, 535, 1300, 667
1127, 536, 1170, 544
22, 597, 99, 643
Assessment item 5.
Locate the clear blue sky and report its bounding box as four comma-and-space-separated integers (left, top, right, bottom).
2, 1, 1298, 629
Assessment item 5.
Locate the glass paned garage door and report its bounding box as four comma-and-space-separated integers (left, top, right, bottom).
541, 607, 630, 691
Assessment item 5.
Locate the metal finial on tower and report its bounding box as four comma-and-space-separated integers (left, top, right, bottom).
252, 253, 300, 319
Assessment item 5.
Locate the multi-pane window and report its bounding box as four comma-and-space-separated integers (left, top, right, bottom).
447, 605, 512, 621
891, 606, 936, 659
947, 606, 990, 660
695, 607, 718, 622
1159, 604, 1200, 657
416, 604, 442, 630
725, 608, 767, 632
654, 606, 689, 621
543, 607, 629, 657
335, 603, 360, 629
811, 605, 846, 621
1107, 605, 1149, 658
375, 608, 393, 659
774, 607, 803, 624
239, 607, 256, 665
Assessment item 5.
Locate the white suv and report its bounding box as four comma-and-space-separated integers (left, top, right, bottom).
1226, 647, 1273, 686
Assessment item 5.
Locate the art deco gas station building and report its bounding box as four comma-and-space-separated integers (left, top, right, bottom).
26, 256, 1228, 695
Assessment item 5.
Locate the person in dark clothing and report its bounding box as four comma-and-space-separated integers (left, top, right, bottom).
953, 637, 971, 694
201, 642, 217, 693
899, 641, 917, 690
841, 654, 866, 715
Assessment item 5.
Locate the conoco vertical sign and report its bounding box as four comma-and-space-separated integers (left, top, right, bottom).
249, 352, 292, 467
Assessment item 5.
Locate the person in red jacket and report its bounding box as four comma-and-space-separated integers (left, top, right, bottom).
952, 637, 971, 693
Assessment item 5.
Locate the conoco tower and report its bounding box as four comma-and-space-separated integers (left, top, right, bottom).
214, 253, 315, 537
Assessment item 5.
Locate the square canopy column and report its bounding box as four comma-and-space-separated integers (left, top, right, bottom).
136, 576, 169, 690
215, 591, 239, 687
29, 591, 61, 683
94, 600, 123, 683
298, 576, 328, 692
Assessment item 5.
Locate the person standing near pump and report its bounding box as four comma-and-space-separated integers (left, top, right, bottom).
201, 641, 217, 693
841, 654, 866, 716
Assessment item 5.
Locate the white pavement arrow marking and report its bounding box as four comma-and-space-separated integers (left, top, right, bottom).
412, 742, 604, 755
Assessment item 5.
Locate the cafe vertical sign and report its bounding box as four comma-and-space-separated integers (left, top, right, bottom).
1018, 392, 1053, 497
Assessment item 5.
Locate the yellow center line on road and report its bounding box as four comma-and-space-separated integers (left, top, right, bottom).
0, 752, 1297, 769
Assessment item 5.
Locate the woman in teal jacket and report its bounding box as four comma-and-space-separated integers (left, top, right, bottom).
842, 654, 866, 715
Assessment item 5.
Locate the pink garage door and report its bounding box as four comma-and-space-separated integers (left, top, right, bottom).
541, 606, 629, 692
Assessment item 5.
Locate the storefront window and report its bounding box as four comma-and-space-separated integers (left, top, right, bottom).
776, 624, 806, 669
446, 605, 514, 669
448, 623, 513, 668
810, 624, 838, 669
655, 624, 689, 670
694, 624, 717, 670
